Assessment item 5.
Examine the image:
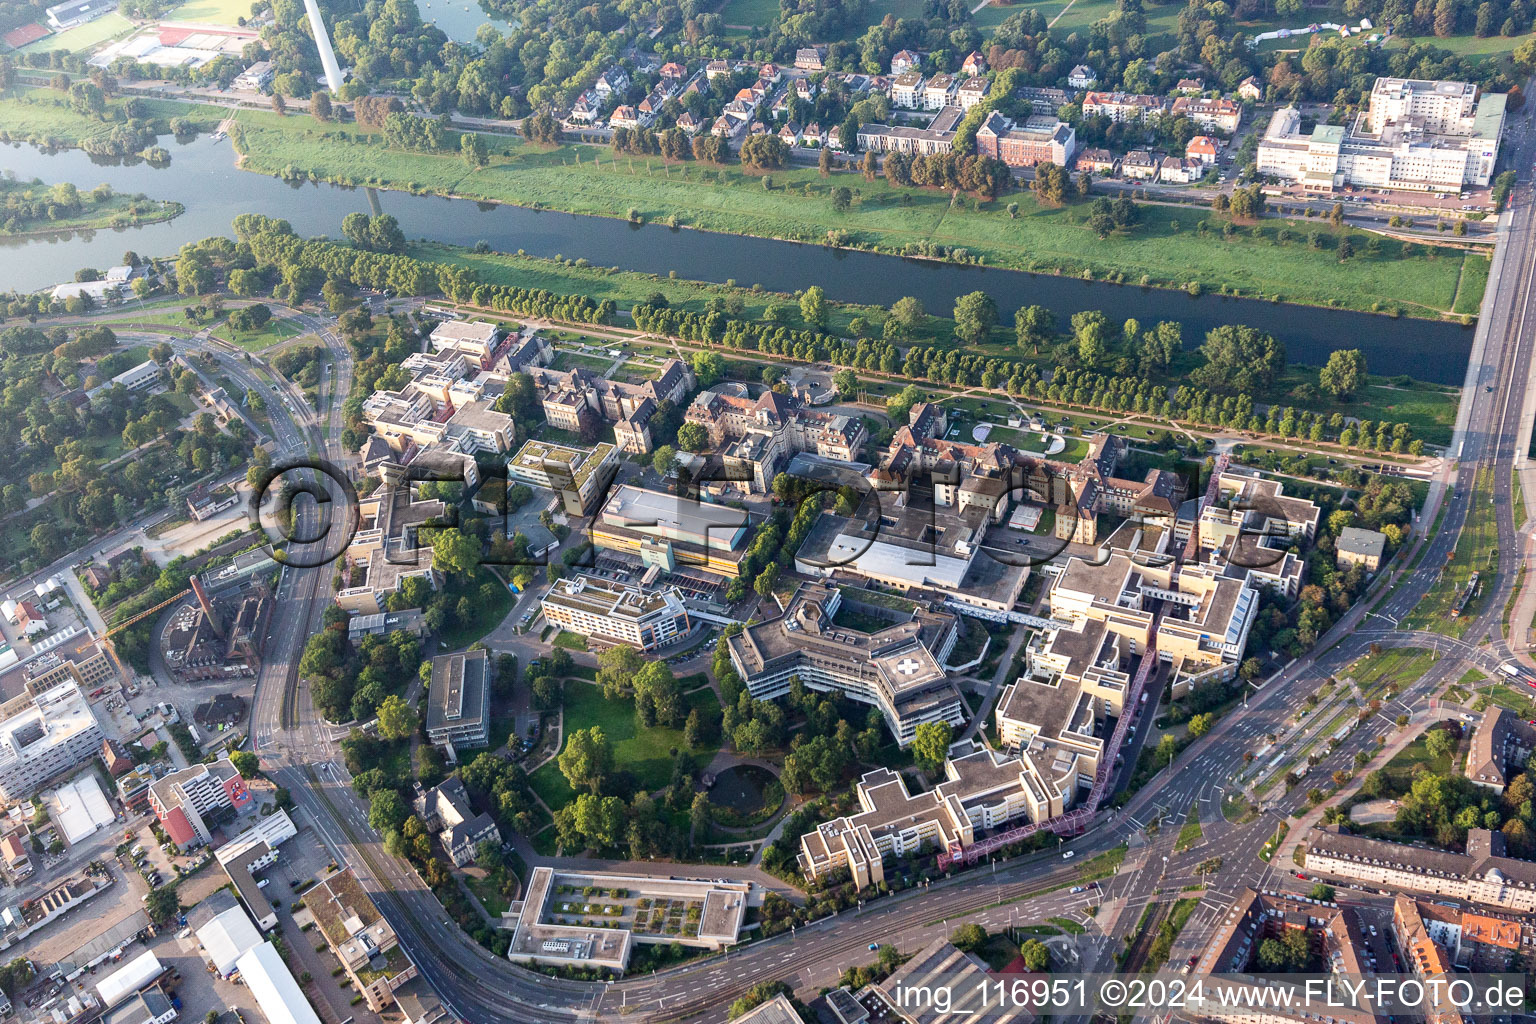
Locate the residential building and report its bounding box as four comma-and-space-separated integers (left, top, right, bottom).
593, 65, 629, 99
1394, 895, 1523, 972
425, 649, 491, 756
234, 60, 274, 92
590, 484, 752, 576
1083, 91, 1164, 123
1175, 77, 1205, 93
0, 680, 104, 803
1336, 526, 1388, 571
118, 765, 155, 814
1075, 147, 1117, 173
1259, 80, 1504, 193
506, 439, 618, 515
1171, 95, 1242, 133
1067, 64, 1097, 89
858, 105, 963, 155
890, 71, 925, 109
1, 833, 31, 880
660, 61, 686, 80
149, 757, 253, 850
1121, 149, 1159, 180
890, 49, 922, 74
794, 47, 824, 70
728, 582, 963, 747
1186, 134, 1219, 163
975, 111, 1077, 168
956, 76, 989, 109
1466, 706, 1536, 791
921, 73, 956, 110
1238, 75, 1262, 100
304, 869, 418, 1011
684, 384, 866, 492
1305, 825, 1536, 911
541, 574, 690, 652
186, 484, 238, 521
1159, 154, 1204, 183
413, 778, 501, 866
101, 738, 132, 776
960, 50, 987, 76
608, 105, 642, 130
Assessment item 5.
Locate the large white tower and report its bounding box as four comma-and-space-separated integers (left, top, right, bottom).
302, 0, 345, 95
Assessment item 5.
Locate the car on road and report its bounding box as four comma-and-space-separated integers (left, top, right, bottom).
1062, 850, 1075, 860
1071, 886, 1085, 893
1295, 872, 1308, 880
868, 943, 879, 951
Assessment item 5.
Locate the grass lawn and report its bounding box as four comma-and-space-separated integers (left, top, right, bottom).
718, 0, 780, 28
1173, 806, 1203, 853
168, 0, 259, 23
1378, 728, 1458, 794
548, 350, 616, 374
1347, 647, 1442, 702
0, 88, 224, 147
436, 566, 515, 651
529, 682, 721, 808
552, 630, 589, 651
1454, 254, 1492, 316
19, 12, 132, 52
0, 184, 181, 237
1265, 366, 1459, 447
225, 108, 1474, 318
465, 869, 513, 917
218, 317, 305, 352
1474, 682, 1536, 719
1403, 465, 1498, 635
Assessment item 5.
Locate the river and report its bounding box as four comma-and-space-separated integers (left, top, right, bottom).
0, 135, 1475, 384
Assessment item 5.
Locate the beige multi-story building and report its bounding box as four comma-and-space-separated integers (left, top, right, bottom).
798, 743, 1062, 886
360, 347, 515, 458
1465, 706, 1536, 791
540, 574, 690, 652
0, 680, 104, 803
506, 439, 618, 516
1175, 471, 1319, 599
304, 869, 418, 1011
527, 359, 693, 455
1258, 79, 1504, 193
729, 582, 962, 748
1305, 826, 1536, 912
1170, 95, 1242, 133
1082, 91, 1165, 124
684, 385, 866, 493
336, 462, 447, 615
590, 484, 752, 577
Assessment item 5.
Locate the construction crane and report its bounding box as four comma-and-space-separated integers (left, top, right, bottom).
94, 588, 190, 679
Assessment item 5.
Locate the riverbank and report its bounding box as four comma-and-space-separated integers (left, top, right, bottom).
415, 240, 1461, 445
218, 105, 1480, 320
0, 178, 183, 238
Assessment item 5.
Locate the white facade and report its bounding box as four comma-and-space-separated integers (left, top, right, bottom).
236, 942, 324, 1024
0, 683, 104, 803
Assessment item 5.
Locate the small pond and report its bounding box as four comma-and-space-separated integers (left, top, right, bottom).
708, 764, 778, 814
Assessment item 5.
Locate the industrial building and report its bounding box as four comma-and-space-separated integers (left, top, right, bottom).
236, 942, 323, 1024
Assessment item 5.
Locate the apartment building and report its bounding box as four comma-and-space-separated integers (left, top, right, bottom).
1305, 826, 1536, 911
0, 681, 104, 803
304, 869, 418, 1011
1466, 706, 1536, 791
797, 743, 1059, 886
974, 111, 1077, 168
425, 650, 491, 756
1394, 895, 1523, 972
1258, 79, 1504, 193
728, 582, 963, 748
857, 105, 963, 155
921, 73, 956, 110
1336, 526, 1388, 571
541, 574, 690, 652
413, 778, 501, 867
150, 757, 253, 850
684, 385, 866, 493
506, 439, 618, 516
526, 359, 693, 455
890, 71, 924, 108
956, 76, 989, 110
1082, 91, 1165, 124
1170, 95, 1242, 133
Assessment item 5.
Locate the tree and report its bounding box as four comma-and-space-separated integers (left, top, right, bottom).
912, 721, 952, 773
1031, 162, 1068, 205
651, 444, 678, 476
311, 90, 332, 121
831, 186, 852, 212
1310, 883, 1336, 902
270, 91, 286, 115
376, 695, 417, 740
754, 563, 780, 598
800, 285, 827, 328
819, 146, 834, 175
691, 350, 724, 387
369, 788, 408, 833
0, 957, 36, 998
1425, 726, 1456, 762
558, 726, 613, 795
677, 422, 709, 452
461, 131, 489, 167
834, 369, 858, 398
145, 884, 180, 925
889, 296, 926, 337
951, 923, 987, 953
952, 291, 998, 345
1319, 349, 1367, 400
230, 750, 260, 778
1188, 713, 1214, 738
597, 644, 644, 697
1020, 939, 1051, 971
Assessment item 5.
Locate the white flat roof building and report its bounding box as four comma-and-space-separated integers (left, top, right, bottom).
47, 774, 114, 844
540, 574, 690, 652
0, 682, 104, 803
195, 900, 263, 976
235, 942, 324, 1024
96, 951, 162, 1008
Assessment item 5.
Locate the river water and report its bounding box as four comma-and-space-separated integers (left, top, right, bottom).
0, 135, 1475, 384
